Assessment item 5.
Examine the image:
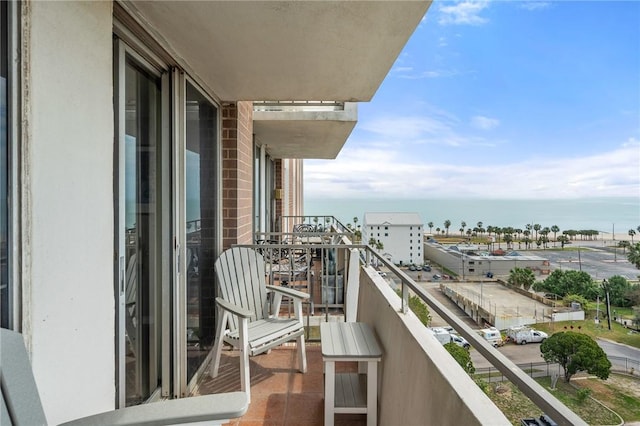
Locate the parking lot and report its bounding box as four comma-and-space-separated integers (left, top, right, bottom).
518, 245, 639, 280
384, 245, 640, 368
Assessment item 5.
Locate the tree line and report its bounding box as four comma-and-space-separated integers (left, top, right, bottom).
425, 221, 640, 250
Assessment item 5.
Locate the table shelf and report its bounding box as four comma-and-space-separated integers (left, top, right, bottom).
321, 322, 382, 426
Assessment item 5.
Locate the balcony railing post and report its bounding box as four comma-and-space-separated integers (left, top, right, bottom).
401, 281, 408, 314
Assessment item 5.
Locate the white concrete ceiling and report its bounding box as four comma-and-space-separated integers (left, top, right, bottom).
124, 1, 431, 102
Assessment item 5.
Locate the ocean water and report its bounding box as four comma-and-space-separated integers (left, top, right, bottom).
304, 197, 640, 236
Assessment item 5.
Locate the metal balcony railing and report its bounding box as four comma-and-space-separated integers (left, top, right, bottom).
253, 101, 345, 112
241, 222, 586, 426
277, 215, 353, 236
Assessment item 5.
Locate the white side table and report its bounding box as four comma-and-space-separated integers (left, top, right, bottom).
320, 322, 382, 426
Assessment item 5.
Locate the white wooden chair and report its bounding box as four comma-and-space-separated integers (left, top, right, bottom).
210, 247, 309, 402
0, 328, 248, 426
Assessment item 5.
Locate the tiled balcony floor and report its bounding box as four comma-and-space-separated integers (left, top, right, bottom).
195, 343, 365, 426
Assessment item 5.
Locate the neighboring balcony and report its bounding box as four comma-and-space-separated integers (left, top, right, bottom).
253, 102, 357, 159
195, 217, 585, 425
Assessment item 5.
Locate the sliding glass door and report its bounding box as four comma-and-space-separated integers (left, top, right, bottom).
115, 38, 220, 404
184, 80, 218, 386
115, 40, 167, 407
0, 0, 9, 329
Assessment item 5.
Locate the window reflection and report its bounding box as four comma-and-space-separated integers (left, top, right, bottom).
124, 59, 162, 406
185, 82, 217, 381
1, 1, 10, 329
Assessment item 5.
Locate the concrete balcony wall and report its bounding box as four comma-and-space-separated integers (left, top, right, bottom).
25, 2, 115, 423
357, 267, 510, 426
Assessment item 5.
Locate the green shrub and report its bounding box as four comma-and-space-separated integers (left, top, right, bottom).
444, 342, 475, 374
576, 388, 592, 404
396, 289, 431, 326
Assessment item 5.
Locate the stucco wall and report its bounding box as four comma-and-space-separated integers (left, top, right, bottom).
25, 1, 115, 423
357, 267, 510, 425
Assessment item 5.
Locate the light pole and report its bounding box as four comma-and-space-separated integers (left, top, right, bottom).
602, 279, 612, 331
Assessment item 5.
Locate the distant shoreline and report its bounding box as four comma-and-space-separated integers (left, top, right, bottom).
424, 232, 636, 244
305, 197, 639, 238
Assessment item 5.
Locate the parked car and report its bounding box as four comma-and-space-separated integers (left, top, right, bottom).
506, 326, 548, 344
428, 327, 470, 350
422, 265, 432, 272
408, 265, 417, 271
432, 274, 442, 280
450, 334, 471, 349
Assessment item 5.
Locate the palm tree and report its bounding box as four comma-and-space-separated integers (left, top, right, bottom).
515, 228, 523, 249
629, 229, 636, 244
504, 233, 513, 250
368, 237, 377, 247
461, 221, 467, 236
618, 240, 631, 254
557, 235, 570, 249
428, 221, 434, 234
477, 222, 483, 237
459, 227, 465, 237
551, 225, 560, 247
486, 226, 494, 238
444, 220, 451, 236
627, 242, 640, 269
494, 227, 502, 249
533, 224, 541, 240
353, 216, 358, 228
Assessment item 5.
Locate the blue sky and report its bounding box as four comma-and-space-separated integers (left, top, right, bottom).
305, 0, 640, 200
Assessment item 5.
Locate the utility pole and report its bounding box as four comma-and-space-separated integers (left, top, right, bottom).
603, 279, 612, 330
578, 246, 582, 271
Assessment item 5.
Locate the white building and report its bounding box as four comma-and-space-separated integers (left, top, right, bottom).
363, 212, 423, 265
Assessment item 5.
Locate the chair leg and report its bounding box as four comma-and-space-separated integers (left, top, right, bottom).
239, 317, 251, 403
210, 310, 229, 378
298, 334, 307, 373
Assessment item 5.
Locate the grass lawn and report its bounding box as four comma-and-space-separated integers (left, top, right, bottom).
483, 374, 638, 425
572, 374, 640, 422
535, 319, 640, 349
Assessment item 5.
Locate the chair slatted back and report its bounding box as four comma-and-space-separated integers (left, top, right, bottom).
0, 328, 48, 425
215, 247, 269, 331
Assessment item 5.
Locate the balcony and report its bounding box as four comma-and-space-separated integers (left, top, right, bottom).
194, 217, 586, 425
253, 102, 357, 159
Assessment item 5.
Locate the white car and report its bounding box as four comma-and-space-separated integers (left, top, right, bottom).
450, 334, 470, 349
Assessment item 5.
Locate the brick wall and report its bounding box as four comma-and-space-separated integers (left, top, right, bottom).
222, 101, 254, 249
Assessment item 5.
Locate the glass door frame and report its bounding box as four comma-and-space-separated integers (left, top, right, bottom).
114, 38, 171, 408
173, 73, 222, 397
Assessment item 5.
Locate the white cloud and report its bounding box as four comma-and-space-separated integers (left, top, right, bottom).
305, 142, 640, 200
520, 2, 551, 11
356, 113, 500, 149
438, 1, 490, 26
471, 115, 500, 130
395, 68, 464, 79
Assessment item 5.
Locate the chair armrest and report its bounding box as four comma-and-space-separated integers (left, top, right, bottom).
266, 285, 310, 300
60, 392, 249, 426
216, 297, 253, 319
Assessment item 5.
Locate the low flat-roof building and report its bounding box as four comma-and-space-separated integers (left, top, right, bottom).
363, 212, 423, 265
424, 241, 550, 278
